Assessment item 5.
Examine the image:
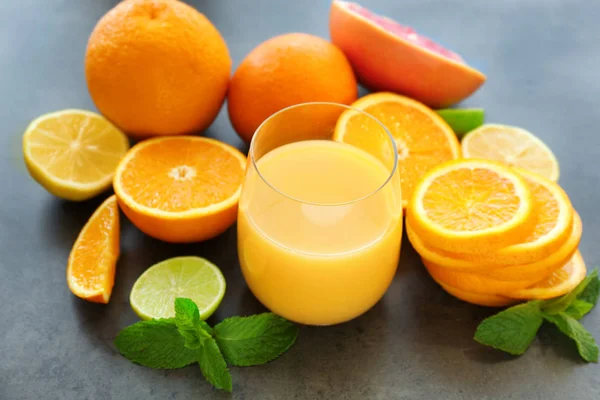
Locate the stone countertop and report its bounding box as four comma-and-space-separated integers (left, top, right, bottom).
1, 0, 599, 399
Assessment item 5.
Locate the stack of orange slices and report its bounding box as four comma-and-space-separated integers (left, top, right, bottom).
406, 158, 585, 307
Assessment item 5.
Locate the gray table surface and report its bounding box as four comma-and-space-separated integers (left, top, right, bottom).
2, 0, 600, 399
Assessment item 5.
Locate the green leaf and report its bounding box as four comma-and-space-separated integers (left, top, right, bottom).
174, 298, 212, 349
174, 297, 213, 334
474, 301, 543, 355
577, 269, 599, 306
114, 319, 198, 369
214, 313, 298, 366
542, 269, 598, 315
175, 297, 200, 328
565, 300, 594, 320
198, 337, 232, 392
543, 312, 599, 362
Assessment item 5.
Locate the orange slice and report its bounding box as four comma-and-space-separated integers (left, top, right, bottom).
407, 168, 574, 268
407, 212, 582, 280
406, 159, 534, 253
333, 92, 460, 208
423, 259, 544, 296
450, 168, 573, 265
430, 275, 518, 307
461, 124, 559, 181
113, 136, 246, 243
508, 251, 587, 300
67, 195, 120, 303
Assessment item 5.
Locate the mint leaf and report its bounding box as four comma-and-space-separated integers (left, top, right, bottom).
115, 319, 198, 369
577, 269, 599, 306
198, 337, 232, 392
174, 297, 212, 334
543, 269, 598, 315
175, 297, 200, 328
174, 298, 212, 349
474, 301, 543, 355
543, 312, 599, 362
565, 300, 594, 320
214, 313, 298, 366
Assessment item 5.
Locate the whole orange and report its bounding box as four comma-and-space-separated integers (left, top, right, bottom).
85, 0, 231, 137
228, 33, 358, 142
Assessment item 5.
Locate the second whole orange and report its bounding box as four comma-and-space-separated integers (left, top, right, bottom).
85, 0, 231, 137
227, 33, 358, 142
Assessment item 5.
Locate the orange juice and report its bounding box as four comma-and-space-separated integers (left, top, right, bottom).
238, 140, 403, 325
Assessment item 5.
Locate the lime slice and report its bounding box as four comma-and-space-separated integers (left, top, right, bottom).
436, 108, 485, 137
130, 256, 226, 320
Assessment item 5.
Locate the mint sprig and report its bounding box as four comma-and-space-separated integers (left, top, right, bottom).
474, 268, 599, 362
114, 298, 299, 392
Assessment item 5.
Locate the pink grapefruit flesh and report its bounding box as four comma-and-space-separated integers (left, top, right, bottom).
330, 0, 486, 108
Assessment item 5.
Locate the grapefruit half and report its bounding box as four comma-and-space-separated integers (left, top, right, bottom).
329, 0, 486, 108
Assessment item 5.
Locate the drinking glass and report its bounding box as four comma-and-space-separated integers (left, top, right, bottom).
237, 102, 402, 325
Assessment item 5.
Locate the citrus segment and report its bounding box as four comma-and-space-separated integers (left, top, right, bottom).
67, 195, 120, 304
23, 109, 129, 201
329, 0, 486, 107
461, 124, 560, 182
130, 256, 226, 320
508, 251, 587, 300
334, 92, 460, 208
407, 159, 534, 253
114, 136, 246, 243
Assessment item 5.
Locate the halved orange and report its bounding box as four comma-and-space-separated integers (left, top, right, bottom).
423, 259, 543, 295
67, 195, 120, 303
113, 136, 246, 243
406, 159, 534, 253
430, 276, 518, 307
461, 124, 559, 182
333, 92, 460, 208
508, 251, 587, 300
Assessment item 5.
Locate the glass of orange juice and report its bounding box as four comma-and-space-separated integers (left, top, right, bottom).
238, 102, 402, 325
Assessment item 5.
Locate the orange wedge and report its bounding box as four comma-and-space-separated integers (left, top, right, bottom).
461, 124, 559, 182
508, 251, 587, 300
333, 92, 460, 208
431, 276, 518, 307
67, 195, 120, 303
407, 159, 534, 253
113, 136, 246, 243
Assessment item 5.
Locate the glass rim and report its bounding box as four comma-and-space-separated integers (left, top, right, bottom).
248, 101, 398, 207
